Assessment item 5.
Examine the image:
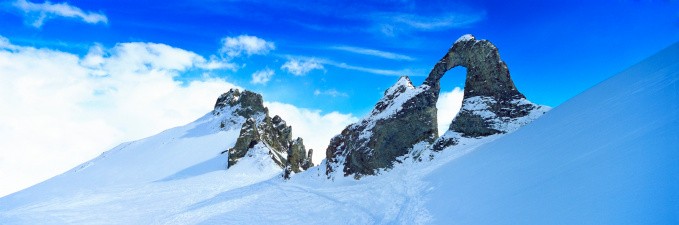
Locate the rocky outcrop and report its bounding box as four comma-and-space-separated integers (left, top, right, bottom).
423, 34, 524, 102
325, 76, 438, 178
213, 88, 313, 177
283, 138, 314, 179
302, 149, 314, 170
228, 118, 261, 167
214, 89, 267, 119
326, 34, 548, 178
431, 35, 549, 151
287, 138, 308, 173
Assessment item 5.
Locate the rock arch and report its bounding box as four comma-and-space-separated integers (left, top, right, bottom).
424, 34, 524, 102
325, 34, 546, 178
423, 34, 537, 139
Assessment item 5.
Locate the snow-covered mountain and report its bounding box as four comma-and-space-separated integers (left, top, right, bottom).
0, 37, 677, 224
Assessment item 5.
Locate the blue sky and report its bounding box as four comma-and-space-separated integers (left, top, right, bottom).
0, 0, 678, 197
2, 0, 677, 115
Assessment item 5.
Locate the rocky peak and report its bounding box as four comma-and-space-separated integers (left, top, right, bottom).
283, 138, 314, 179
212, 89, 314, 178
325, 76, 438, 178
373, 76, 417, 113
325, 34, 548, 178
213, 88, 267, 118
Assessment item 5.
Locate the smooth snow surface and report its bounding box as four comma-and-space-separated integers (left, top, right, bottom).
1, 43, 678, 224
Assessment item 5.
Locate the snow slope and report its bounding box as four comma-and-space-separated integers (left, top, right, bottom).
0, 43, 677, 224
425, 42, 679, 224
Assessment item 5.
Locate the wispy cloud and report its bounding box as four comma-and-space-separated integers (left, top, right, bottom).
281, 58, 324, 76
331, 46, 415, 61
327, 61, 411, 76
11, 0, 108, 28
220, 35, 275, 58
392, 12, 484, 30
278, 55, 412, 76
314, 89, 348, 98
251, 68, 275, 84
374, 11, 486, 36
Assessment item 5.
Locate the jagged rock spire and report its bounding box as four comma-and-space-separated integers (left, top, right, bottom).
213, 88, 314, 177
214, 88, 268, 118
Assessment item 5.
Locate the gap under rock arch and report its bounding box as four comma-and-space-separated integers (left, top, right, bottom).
435, 66, 465, 136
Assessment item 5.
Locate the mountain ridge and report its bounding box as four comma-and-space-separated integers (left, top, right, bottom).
1, 35, 676, 225
326, 34, 548, 178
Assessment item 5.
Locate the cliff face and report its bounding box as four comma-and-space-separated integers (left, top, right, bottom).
326, 34, 549, 178
325, 76, 438, 178
213, 89, 313, 177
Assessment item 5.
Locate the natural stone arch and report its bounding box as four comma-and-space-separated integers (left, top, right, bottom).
423, 34, 524, 103
325, 34, 543, 178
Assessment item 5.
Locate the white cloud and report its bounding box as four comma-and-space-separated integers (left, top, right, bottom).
220, 35, 275, 58
332, 46, 414, 61
373, 12, 485, 36
280, 56, 409, 76
314, 89, 348, 98
251, 68, 274, 84
329, 61, 411, 76
0, 36, 360, 197
12, 0, 108, 28
266, 102, 358, 164
281, 58, 324, 76
392, 13, 484, 30
0, 37, 239, 197
436, 87, 464, 135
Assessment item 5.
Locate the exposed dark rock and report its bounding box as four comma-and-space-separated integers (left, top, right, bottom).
213, 88, 314, 176
287, 138, 307, 173
284, 138, 313, 179
259, 115, 292, 166
326, 34, 548, 177
449, 111, 502, 137
423, 34, 524, 102
427, 34, 546, 146
213, 88, 267, 118
432, 135, 458, 152
326, 76, 438, 178
228, 118, 260, 167
302, 149, 314, 170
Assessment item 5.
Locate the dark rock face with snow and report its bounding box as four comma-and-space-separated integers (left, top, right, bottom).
284, 138, 313, 179
326, 34, 548, 178
213, 88, 313, 175
423, 34, 524, 102
426, 34, 544, 140
325, 76, 438, 178
214, 89, 267, 119
228, 117, 260, 167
